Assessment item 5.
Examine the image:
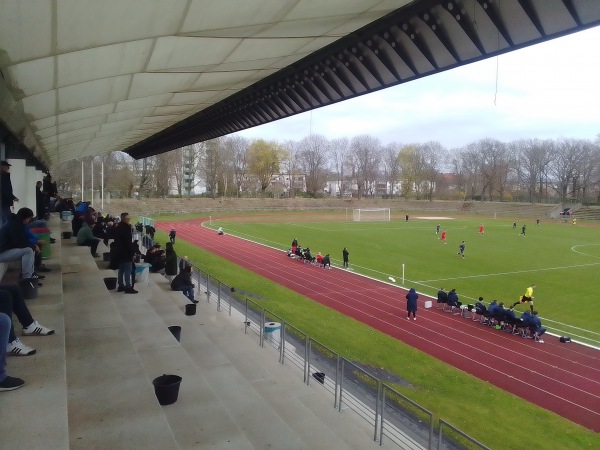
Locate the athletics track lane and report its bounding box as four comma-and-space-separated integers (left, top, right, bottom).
157, 219, 600, 432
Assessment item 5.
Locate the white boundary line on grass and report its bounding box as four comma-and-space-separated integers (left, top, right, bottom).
417, 261, 600, 283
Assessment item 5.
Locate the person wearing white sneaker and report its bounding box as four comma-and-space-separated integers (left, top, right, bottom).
0, 287, 53, 356
0, 312, 26, 390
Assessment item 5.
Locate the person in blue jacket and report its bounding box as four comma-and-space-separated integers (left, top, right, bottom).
530, 311, 546, 343
405, 288, 418, 321
447, 288, 461, 308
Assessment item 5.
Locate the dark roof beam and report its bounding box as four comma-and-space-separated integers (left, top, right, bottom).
356, 41, 387, 87
399, 22, 439, 70
442, 1, 486, 55
475, 0, 514, 46
561, 0, 582, 26
373, 32, 404, 80
330, 54, 359, 95
517, 0, 546, 37
308, 66, 337, 104
320, 63, 346, 99
418, 10, 461, 63
344, 48, 371, 92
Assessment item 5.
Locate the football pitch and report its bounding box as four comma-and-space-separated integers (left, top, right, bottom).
209, 212, 600, 347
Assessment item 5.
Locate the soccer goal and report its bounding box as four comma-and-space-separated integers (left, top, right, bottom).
352, 208, 391, 222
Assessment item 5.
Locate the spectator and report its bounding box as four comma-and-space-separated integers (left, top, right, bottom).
1, 285, 53, 358
169, 228, 176, 244
171, 265, 196, 303
217, 227, 224, 235
179, 255, 190, 272
0, 161, 18, 227
530, 311, 546, 343
0, 312, 25, 391
447, 289, 461, 308
475, 296, 487, 314
165, 242, 178, 281
342, 247, 349, 269
35, 181, 48, 221
142, 229, 155, 250
76, 217, 101, 257
321, 254, 331, 269
405, 287, 418, 320
437, 287, 448, 307
114, 212, 137, 294
71, 212, 84, 237
146, 245, 166, 274
0, 208, 41, 281
316, 252, 323, 265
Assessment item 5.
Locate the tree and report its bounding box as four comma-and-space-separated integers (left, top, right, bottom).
350, 135, 381, 198
548, 138, 584, 201
420, 141, 445, 200
223, 136, 249, 198
329, 137, 350, 197
247, 139, 281, 193
280, 140, 300, 198
199, 138, 226, 199
298, 134, 329, 197
382, 143, 400, 197
514, 139, 553, 203
397, 144, 420, 198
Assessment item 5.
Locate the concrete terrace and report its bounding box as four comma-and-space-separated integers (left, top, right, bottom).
0, 216, 387, 450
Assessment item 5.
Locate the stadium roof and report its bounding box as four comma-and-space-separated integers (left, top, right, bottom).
0, 0, 598, 170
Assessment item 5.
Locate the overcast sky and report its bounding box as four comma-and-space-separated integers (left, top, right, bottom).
235, 26, 600, 150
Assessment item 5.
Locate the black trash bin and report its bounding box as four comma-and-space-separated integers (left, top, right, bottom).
168, 326, 181, 342
103, 252, 111, 262
185, 304, 196, 316
103, 277, 117, 290
152, 374, 182, 405
62, 231, 72, 239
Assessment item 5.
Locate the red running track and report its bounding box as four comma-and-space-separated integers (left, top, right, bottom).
157, 219, 600, 432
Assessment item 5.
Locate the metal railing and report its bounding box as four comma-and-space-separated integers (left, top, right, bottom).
179, 256, 486, 450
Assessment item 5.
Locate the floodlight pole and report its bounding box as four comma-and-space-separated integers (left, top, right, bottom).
402, 264, 405, 285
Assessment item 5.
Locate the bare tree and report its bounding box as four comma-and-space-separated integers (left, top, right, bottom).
223, 136, 249, 198
420, 141, 445, 200
199, 138, 225, 199
548, 138, 584, 201
297, 134, 329, 197
350, 135, 381, 199
382, 142, 400, 197
280, 140, 300, 198
154, 152, 172, 197
330, 137, 349, 197
514, 139, 553, 203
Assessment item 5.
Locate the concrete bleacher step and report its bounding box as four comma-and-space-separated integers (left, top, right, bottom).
144, 274, 378, 449
1, 217, 69, 450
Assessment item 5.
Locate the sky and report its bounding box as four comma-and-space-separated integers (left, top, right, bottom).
235, 26, 600, 150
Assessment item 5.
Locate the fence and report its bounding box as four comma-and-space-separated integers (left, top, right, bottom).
181, 257, 488, 450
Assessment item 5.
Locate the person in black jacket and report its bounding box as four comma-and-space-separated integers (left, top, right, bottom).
171, 265, 196, 302
0, 208, 38, 280
342, 247, 349, 269
165, 242, 178, 281
114, 212, 136, 294
0, 161, 18, 228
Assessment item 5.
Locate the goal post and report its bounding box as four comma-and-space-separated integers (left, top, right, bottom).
352, 208, 391, 222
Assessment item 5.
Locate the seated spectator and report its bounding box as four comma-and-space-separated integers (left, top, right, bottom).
179, 255, 190, 272
171, 265, 196, 303
76, 218, 101, 257
1, 285, 53, 358
0, 312, 25, 391
217, 227, 224, 235
447, 289, 461, 307
520, 310, 533, 326
475, 296, 487, 314
316, 252, 323, 265
437, 287, 448, 306
303, 247, 314, 262
24, 223, 51, 273
146, 245, 166, 273
165, 242, 177, 281
74, 201, 91, 215
92, 219, 109, 246
530, 311, 546, 343
71, 212, 84, 237
0, 208, 41, 281
487, 300, 500, 316
504, 305, 517, 322
321, 254, 331, 268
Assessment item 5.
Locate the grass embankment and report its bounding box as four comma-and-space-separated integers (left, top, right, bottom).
149, 212, 599, 449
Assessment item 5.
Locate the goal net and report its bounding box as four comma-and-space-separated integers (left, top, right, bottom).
352, 208, 391, 222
